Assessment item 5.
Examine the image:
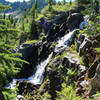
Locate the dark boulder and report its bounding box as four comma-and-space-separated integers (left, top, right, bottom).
42, 20, 51, 34
79, 38, 92, 56
16, 43, 39, 78
47, 24, 60, 42
47, 22, 69, 42
67, 13, 84, 30
39, 42, 53, 61
38, 18, 51, 34
52, 12, 67, 24
77, 34, 86, 52
63, 56, 76, 69
37, 18, 45, 33
17, 80, 40, 95
79, 34, 86, 43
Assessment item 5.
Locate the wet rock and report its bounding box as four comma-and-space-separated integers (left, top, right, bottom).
76, 40, 81, 52
16, 95, 25, 100
78, 65, 86, 76
80, 80, 88, 88
47, 24, 60, 42
77, 34, 86, 52
47, 22, 69, 42
79, 34, 86, 43
79, 38, 92, 56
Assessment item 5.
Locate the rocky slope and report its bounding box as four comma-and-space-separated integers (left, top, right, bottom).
7, 10, 100, 100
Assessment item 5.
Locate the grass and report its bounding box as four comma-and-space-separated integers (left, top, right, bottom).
37, 1, 78, 21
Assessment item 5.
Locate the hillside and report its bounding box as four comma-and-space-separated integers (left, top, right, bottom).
1, 0, 100, 100
0, 0, 47, 13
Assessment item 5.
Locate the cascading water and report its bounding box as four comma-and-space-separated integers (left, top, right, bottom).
18, 52, 53, 85
6, 28, 79, 100
7, 29, 78, 90
5, 53, 53, 100
6, 52, 53, 90
28, 52, 53, 84
55, 29, 78, 52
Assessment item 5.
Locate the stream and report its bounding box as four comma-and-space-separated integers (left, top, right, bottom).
7, 29, 78, 89
55, 29, 78, 52
6, 28, 80, 100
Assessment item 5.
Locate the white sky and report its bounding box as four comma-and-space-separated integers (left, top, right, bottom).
5, 0, 73, 3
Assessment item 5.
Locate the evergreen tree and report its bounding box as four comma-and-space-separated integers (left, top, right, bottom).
0, 4, 27, 100
29, 0, 39, 40
63, 0, 66, 5
70, 0, 72, 5
46, 0, 53, 10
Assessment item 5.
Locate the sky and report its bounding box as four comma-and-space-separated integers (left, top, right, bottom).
5, 0, 72, 3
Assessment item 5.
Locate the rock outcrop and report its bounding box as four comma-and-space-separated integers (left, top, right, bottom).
16, 43, 39, 78
67, 13, 84, 30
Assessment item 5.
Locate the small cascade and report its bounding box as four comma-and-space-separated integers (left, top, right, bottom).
55, 29, 78, 52
6, 52, 53, 90
27, 52, 53, 84
5, 79, 17, 89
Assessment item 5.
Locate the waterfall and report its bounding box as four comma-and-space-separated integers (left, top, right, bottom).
27, 52, 53, 84
6, 52, 53, 90
55, 29, 78, 52
5, 79, 17, 89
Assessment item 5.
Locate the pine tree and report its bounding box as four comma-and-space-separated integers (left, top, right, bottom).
63, 0, 66, 5
0, 4, 27, 100
29, 0, 39, 40
70, 0, 72, 5
46, 0, 54, 10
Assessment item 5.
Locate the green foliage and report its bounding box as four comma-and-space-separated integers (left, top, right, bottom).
24, 40, 38, 44
0, 4, 28, 100
94, 48, 100, 53
0, 5, 11, 10
29, 18, 39, 40
46, 0, 55, 10
2, 88, 17, 100
93, 92, 100, 100
78, 14, 100, 36
40, 1, 77, 20
28, 0, 39, 40
30, 0, 38, 18
56, 84, 82, 100
67, 68, 77, 78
